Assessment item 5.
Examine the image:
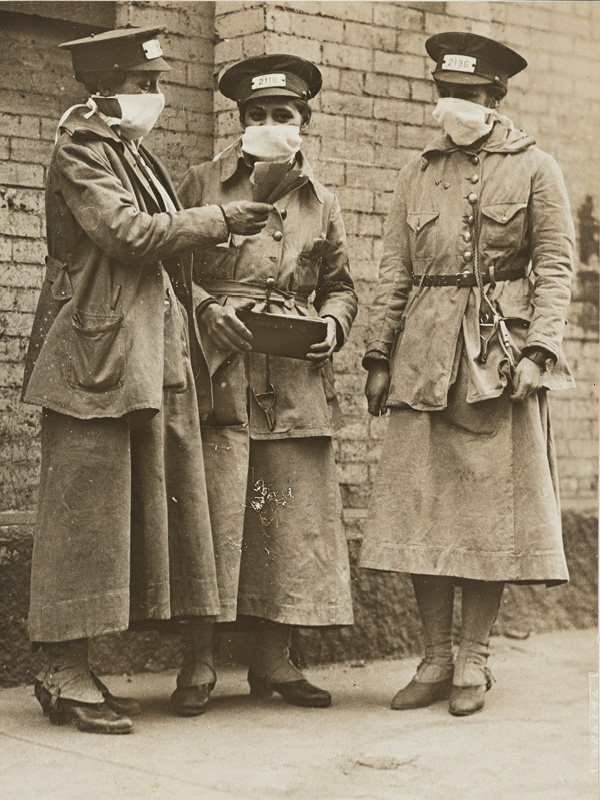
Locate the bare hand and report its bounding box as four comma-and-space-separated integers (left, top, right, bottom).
510, 357, 545, 401
306, 317, 338, 369
200, 300, 254, 352
365, 362, 390, 416
220, 201, 273, 236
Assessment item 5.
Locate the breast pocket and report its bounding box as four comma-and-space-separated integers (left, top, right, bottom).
68, 310, 125, 393
192, 242, 238, 281
481, 202, 528, 250
407, 211, 439, 262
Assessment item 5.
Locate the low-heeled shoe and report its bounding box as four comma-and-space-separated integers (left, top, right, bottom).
248, 669, 331, 708
90, 672, 142, 717
170, 683, 214, 717
391, 675, 453, 710
34, 683, 133, 734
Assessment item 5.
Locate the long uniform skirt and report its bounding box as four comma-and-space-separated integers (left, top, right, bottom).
201, 427, 354, 626
359, 384, 569, 586
28, 367, 220, 643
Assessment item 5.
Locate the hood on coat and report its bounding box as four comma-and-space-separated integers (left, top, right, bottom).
422, 120, 536, 158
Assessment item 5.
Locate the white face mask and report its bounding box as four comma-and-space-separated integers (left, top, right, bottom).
241, 124, 302, 163
432, 97, 501, 146
104, 93, 165, 140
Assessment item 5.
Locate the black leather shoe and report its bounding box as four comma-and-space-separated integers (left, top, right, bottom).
90, 672, 142, 717
391, 675, 453, 710
34, 682, 133, 734
170, 682, 214, 717
248, 669, 332, 708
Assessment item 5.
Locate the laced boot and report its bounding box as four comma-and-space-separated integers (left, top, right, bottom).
391, 574, 454, 710
34, 640, 133, 734
449, 579, 503, 716
449, 638, 494, 716
248, 622, 331, 708
170, 619, 216, 717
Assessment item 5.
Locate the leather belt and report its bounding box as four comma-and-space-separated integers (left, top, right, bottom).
411, 265, 526, 288
196, 278, 309, 308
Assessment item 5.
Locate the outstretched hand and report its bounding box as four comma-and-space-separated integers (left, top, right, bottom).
220, 201, 274, 236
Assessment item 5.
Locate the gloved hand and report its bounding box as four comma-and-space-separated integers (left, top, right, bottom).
220, 201, 274, 235
306, 317, 338, 369
365, 361, 390, 416
199, 297, 255, 353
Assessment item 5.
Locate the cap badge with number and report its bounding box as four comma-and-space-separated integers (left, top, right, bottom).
425, 31, 527, 90
59, 25, 171, 74
219, 54, 322, 105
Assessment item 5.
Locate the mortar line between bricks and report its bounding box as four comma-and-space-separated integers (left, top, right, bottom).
0, 729, 232, 794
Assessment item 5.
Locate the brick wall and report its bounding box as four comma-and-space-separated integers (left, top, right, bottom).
213, 0, 600, 526
0, 1, 216, 516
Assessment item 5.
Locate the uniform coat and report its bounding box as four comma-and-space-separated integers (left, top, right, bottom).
25, 108, 225, 641
360, 121, 574, 585
178, 142, 357, 624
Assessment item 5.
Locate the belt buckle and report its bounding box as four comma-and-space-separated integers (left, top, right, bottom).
456, 271, 472, 287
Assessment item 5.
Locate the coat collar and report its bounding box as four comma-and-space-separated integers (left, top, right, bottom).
59, 107, 180, 212
422, 120, 536, 158
215, 138, 324, 203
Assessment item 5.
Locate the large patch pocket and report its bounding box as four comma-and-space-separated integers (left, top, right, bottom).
68, 310, 125, 393
407, 211, 439, 262
481, 202, 527, 249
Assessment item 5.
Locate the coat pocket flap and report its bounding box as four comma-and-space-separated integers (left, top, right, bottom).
407, 211, 439, 233
481, 202, 528, 224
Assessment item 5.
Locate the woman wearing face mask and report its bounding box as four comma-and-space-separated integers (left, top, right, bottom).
176, 55, 357, 714
362, 32, 574, 716
22, 27, 272, 735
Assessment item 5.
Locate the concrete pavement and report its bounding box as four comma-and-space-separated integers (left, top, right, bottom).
0, 628, 597, 800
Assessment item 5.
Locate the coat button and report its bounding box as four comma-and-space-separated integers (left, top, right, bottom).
466, 214, 474, 224
468, 193, 478, 204
280, 209, 287, 220
463, 250, 472, 262
273, 230, 283, 241
470, 175, 479, 184
463, 231, 472, 242
443, 182, 450, 189
471, 155, 479, 165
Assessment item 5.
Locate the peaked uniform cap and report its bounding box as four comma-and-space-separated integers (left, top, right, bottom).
425, 32, 526, 90
59, 26, 171, 74
219, 54, 322, 104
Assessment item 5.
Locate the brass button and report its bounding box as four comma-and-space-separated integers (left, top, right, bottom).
273, 230, 283, 241
463, 250, 472, 262
468, 193, 478, 204
470, 175, 479, 184
471, 155, 479, 165
280, 209, 287, 220
466, 214, 474, 224
463, 231, 472, 242
443, 182, 450, 189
